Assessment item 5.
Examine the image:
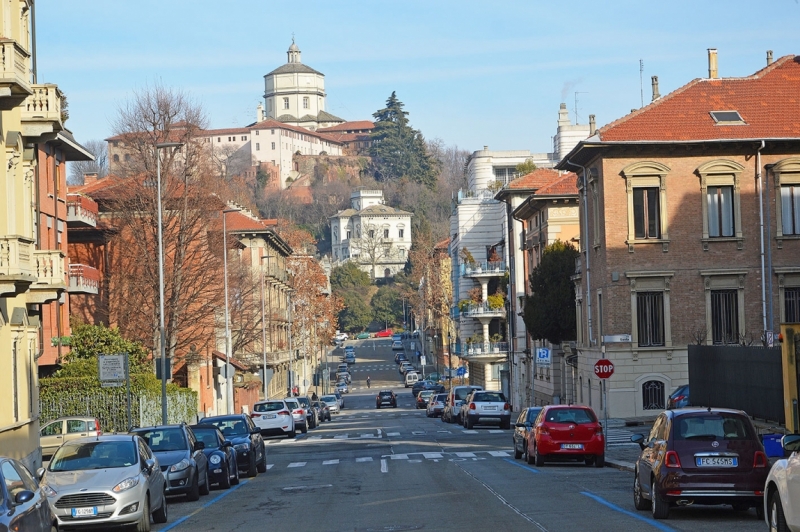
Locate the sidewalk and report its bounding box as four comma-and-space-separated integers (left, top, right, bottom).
604, 416, 656, 472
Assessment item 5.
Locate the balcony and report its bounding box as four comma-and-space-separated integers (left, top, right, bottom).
66, 194, 99, 228
0, 236, 36, 296
267, 308, 289, 323
461, 261, 506, 277
263, 263, 288, 283
460, 342, 509, 362
27, 250, 67, 303
460, 302, 506, 319
68, 263, 100, 295
0, 39, 32, 110
456, 188, 498, 205
268, 349, 292, 366
21, 84, 63, 138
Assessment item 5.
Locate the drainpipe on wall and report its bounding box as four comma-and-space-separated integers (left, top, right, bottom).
765, 164, 775, 332
565, 159, 593, 345
756, 141, 767, 335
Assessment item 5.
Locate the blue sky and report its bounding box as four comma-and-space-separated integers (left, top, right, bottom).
37, 0, 800, 155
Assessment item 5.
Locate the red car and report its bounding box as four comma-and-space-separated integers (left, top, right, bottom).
375, 329, 393, 337
527, 405, 605, 467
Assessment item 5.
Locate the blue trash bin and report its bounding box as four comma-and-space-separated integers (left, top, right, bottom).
762, 433, 784, 458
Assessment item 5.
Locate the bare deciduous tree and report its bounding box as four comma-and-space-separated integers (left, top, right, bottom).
68, 139, 109, 184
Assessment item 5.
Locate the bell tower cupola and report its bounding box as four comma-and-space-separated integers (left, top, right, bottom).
287, 38, 301, 64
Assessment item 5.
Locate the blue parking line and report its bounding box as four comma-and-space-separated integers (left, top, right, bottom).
581, 491, 676, 532
502, 457, 539, 473
160, 479, 249, 531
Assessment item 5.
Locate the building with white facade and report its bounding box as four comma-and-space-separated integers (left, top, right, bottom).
330, 190, 412, 279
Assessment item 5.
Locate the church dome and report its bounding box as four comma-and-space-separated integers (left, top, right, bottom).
288, 41, 299, 52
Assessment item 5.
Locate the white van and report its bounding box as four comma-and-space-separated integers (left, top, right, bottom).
405, 371, 420, 387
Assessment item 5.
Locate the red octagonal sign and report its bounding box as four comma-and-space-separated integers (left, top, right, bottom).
594, 359, 614, 379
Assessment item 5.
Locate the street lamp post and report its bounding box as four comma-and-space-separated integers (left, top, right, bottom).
156, 141, 183, 425
260, 255, 273, 399
222, 206, 240, 414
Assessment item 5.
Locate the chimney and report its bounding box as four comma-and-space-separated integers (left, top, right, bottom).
558, 102, 570, 127
257, 103, 264, 122
589, 115, 596, 136
767, 50, 773, 66
483, 145, 488, 151
83, 172, 98, 185
708, 48, 718, 79
651, 75, 660, 101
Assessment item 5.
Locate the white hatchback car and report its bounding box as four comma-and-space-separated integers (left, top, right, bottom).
250, 400, 295, 439
765, 434, 800, 531
320, 395, 340, 414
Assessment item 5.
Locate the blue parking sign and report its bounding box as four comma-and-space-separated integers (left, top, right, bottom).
535, 348, 551, 367
456, 366, 467, 377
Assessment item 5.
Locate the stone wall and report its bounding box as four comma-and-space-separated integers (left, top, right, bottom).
293, 154, 371, 186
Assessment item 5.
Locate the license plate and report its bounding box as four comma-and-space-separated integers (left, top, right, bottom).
71, 507, 98, 517
264, 414, 277, 419
696, 457, 737, 467
483, 406, 497, 411
561, 443, 583, 450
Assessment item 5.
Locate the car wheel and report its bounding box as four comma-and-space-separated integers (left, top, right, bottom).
633, 471, 649, 511
301, 423, 308, 434
136, 495, 151, 532
594, 454, 605, 468
769, 493, 787, 530
501, 419, 511, 430
231, 463, 240, 485
651, 479, 669, 519
526, 444, 535, 465
186, 472, 200, 501
152, 489, 168, 523
376, 404, 380, 409
247, 453, 258, 478
219, 463, 231, 489
584, 456, 595, 466
257, 447, 267, 473
287, 430, 296, 439
513, 440, 522, 460
465, 417, 474, 430
199, 468, 210, 495
535, 447, 545, 467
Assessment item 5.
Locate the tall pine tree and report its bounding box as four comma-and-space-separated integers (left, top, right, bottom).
370, 92, 438, 189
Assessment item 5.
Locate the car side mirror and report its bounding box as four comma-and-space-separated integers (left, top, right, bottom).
144, 458, 156, 473
36, 467, 46, 481
14, 490, 35, 505
251, 428, 261, 435
194, 441, 205, 451
783, 434, 800, 453
630, 433, 645, 450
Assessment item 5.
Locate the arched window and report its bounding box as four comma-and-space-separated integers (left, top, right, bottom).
112, 154, 119, 163
642, 380, 665, 410
384, 268, 391, 278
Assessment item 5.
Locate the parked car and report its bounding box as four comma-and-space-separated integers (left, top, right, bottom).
395, 353, 408, 364
461, 390, 511, 429
764, 433, 800, 531
295, 396, 318, 429
391, 340, 404, 350
312, 400, 331, 422
130, 424, 210, 500
344, 353, 356, 364
375, 329, 393, 337
426, 393, 448, 418
631, 407, 768, 520
416, 390, 436, 409
356, 332, 371, 340
412, 380, 445, 397
39, 416, 101, 458
444, 385, 483, 424
320, 395, 340, 414
399, 362, 415, 375
198, 415, 267, 477
334, 332, 348, 342
336, 381, 350, 394
667, 384, 691, 409
0, 456, 57, 532
284, 398, 308, 434
250, 399, 295, 439
513, 407, 543, 460
376, 390, 397, 408
333, 391, 345, 409
41, 434, 168, 530
189, 424, 239, 489
527, 405, 605, 468
404, 371, 420, 388
391, 333, 403, 342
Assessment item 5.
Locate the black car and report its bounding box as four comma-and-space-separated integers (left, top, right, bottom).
199, 414, 267, 478
376, 390, 397, 408
190, 424, 239, 489
295, 396, 318, 429
312, 400, 331, 422
411, 380, 445, 397
0, 456, 56, 532
395, 353, 408, 364
131, 423, 210, 500
513, 406, 543, 460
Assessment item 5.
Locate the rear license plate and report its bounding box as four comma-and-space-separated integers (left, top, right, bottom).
696, 457, 737, 467
264, 414, 277, 419
561, 443, 583, 450
483, 406, 497, 411
71, 507, 98, 517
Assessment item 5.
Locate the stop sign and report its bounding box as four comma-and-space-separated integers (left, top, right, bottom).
594, 359, 614, 379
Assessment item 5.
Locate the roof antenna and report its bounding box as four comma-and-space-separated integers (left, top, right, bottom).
639, 59, 644, 108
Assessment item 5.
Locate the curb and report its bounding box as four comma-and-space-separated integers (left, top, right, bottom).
605, 458, 635, 473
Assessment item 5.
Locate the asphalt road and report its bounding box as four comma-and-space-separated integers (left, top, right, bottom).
152, 339, 765, 532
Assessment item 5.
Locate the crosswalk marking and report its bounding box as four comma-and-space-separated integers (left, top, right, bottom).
390, 454, 408, 460
462, 430, 478, 434
267, 464, 274, 469
455, 452, 476, 458
356, 457, 373, 462
606, 427, 639, 446
322, 459, 338, 465
386, 432, 400, 437
488, 451, 510, 457
288, 462, 306, 468
423, 452, 443, 459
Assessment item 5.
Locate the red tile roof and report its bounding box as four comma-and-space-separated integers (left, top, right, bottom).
224, 210, 271, 232
317, 121, 374, 133
534, 173, 578, 196
249, 119, 344, 144
507, 168, 564, 190
200, 127, 251, 136
599, 55, 800, 142
434, 237, 450, 250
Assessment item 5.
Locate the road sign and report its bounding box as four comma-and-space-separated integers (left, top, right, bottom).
594, 359, 614, 379
535, 348, 551, 368
420, 355, 427, 366
99, 354, 126, 383
602, 334, 632, 343
456, 366, 467, 377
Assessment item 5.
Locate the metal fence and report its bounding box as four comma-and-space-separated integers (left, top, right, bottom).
688, 344, 784, 423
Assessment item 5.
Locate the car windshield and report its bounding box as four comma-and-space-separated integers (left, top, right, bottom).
434, 394, 447, 402
321, 396, 336, 403
544, 408, 597, 424
203, 418, 250, 437
380, 392, 392, 397
133, 428, 187, 451
675, 414, 753, 441
296, 397, 310, 407
192, 429, 221, 449
284, 400, 299, 409
50, 441, 137, 471
253, 402, 284, 413
455, 387, 480, 400
473, 392, 505, 402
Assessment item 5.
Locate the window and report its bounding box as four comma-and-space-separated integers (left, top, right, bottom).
707, 185, 734, 237
256, 143, 260, 150
398, 228, 404, 238
711, 289, 739, 344
633, 187, 660, 239
41, 421, 62, 436
113, 154, 119, 163
217, 137, 221, 142
785, 287, 800, 322
383, 229, 389, 238
303, 97, 309, 109
772, 158, 800, 245
271, 142, 276, 150
782, 185, 800, 235
627, 271, 673, 349
636, 292, 664, 347
271, 129, 275, 134
346, 230, 351, 239
283, 98, 289, 110
368, 230, 375, 238
697, 160, 744, 248
241, 136, 247, 141
642, 381, 665, 410
255, 130, 259, 136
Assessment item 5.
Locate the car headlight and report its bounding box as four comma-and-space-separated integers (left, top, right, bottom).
210, 455, 222, 465
113, 476, 140, 493
42, 484, 57, 498
234, 443, 250, 452
170, 458, 191, 472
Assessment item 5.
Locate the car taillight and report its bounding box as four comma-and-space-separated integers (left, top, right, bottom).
469, 403, 476, 410
538, 424, 549, 435
503, 403, 510, 411
664, 450, 681, 468
674, 395, 685, 402
295, 409, 304, 415
278, 410, 290, 416
250, 412, 260, 417
754, 451, 768, 468
595, 426, 604, 435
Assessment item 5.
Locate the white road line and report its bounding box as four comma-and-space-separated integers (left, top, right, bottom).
356, 457, 373, 462
386, 432, 400, 437
359, 434, 378, 439
423, 452, 443, 459
381, 459, 388, 473
455, 452, 476, 458
489, 430, 506, 434
408, 459, 422, 463
287, 462, 306, 468
333, 434, 348, 439
462, 430, 478, 434
488, 451, 510, 457
267, 464, 275, 469
322, 459, 339, 465
377, 429, 382, 436
388, 454, 408, 460
307, 436, 322, 440
437, 430, 451, 433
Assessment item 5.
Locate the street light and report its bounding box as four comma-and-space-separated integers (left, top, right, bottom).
156, 141, 184, 425
222, 206, 240, 414
260, 255, 274, 399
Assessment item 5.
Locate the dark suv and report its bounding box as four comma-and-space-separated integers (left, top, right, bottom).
376, 390, 397, 408
199, 414, 267, 477
631, 407, 769, 520
131, 423, 210, 500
